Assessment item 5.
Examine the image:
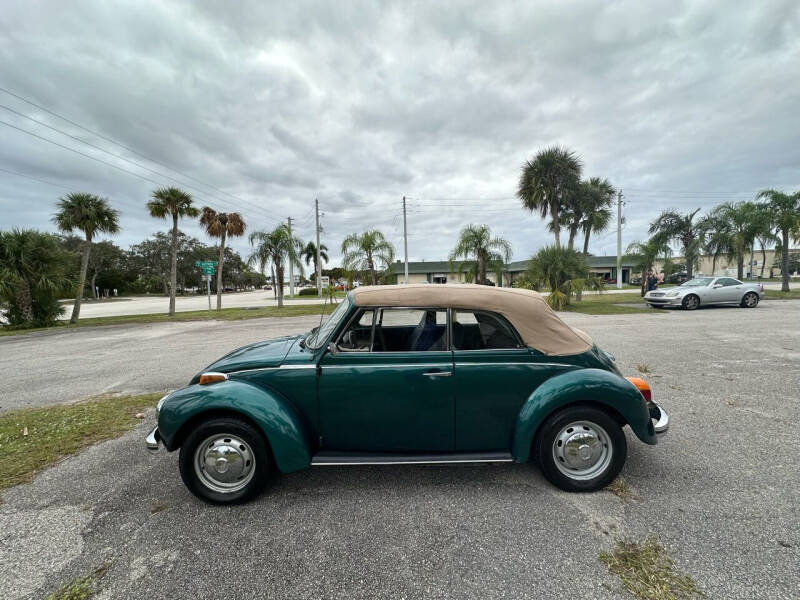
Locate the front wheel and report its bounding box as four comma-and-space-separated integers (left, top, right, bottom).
534, 406, 627, 492
179, 416, 272, 504
741, 292, 759, 308
682, 294, 700, 310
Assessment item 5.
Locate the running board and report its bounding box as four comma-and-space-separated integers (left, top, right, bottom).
311, 451, 514, 466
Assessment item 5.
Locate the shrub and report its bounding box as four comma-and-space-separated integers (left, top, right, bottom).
298, 288, 319, 296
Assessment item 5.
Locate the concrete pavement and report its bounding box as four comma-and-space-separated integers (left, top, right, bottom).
1, 301, 799, 598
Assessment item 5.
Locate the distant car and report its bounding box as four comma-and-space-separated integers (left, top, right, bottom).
147, 284, 668, 503
644, 277, 763, 310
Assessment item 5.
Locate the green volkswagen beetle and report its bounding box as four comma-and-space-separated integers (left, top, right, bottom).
146, 284, 668, 504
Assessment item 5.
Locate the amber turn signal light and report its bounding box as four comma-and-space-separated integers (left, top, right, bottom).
625, 376, 652, 403
198, 372, 229, 385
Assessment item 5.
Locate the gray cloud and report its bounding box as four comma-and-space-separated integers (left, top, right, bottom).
1, 0, 798, 266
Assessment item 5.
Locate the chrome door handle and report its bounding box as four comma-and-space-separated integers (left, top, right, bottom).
423, 371, 452, 377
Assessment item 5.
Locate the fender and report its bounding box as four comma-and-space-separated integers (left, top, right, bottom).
512, 368, 655, 463
157, 379, 312, 473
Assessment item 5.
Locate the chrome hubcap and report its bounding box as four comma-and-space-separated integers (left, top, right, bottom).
194, 434, 255, 493
552, 421, 612, 480
745, 294, 757, 307
686, 296, 698, 309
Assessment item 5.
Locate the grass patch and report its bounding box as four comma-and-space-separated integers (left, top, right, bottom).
607, 476, 639, 501
763, 289, 800, 300
0, 393, 161, 492
0, 303, 335, 337
600, 536, 704, 600
561, 303, 653, 315
45, 563, 111, 600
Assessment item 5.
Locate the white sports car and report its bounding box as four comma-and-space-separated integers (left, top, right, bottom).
644, 276, 764, 310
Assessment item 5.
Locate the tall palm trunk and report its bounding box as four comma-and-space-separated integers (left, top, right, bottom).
759, 243, 766, 279
781, 230, 790, 292
711, 254, 717, 276
15, 280, 35, 323
582, 229, 591, 254
368, 255, 376, 285
551, 202, 561, 249
567, 220, 579, 251
737, 255, 744, 280
276, 262, 285, 307
70, 235, 92, 323
271, 266, 277, 299
216, 229, 226, 310
169, 213, 178, 316
748, 248, 755, 279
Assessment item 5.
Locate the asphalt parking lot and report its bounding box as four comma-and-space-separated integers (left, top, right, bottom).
1, 301, 799, 599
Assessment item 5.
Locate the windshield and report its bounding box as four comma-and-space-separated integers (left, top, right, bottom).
681, 277, 714, 287
305, 296, 352, 349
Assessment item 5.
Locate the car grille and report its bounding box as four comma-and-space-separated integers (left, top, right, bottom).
649, 292, 664, 297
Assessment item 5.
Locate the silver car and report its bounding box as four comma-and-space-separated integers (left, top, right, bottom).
644, 276, 764, 310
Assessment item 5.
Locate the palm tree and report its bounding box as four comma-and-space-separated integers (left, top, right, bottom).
0, 229, 72, 325
448, 224, 512, 285
248, 224, 303, 307
648, 209, 705, 279
52, 193, 120, 323
302, 241, 329, 286
341, 230, 395, 285
626, 236, 671, 297
522, 245, 601, 309
756, 188, 800, 291
200, 207, 246, 310
147, 187, 199, 316
517, 146, 582, 249
580, 178, 616, 253
699, 213, 731, 276
710, 202, 759, 280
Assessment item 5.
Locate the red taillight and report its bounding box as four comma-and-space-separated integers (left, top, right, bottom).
626, 376, 652, 402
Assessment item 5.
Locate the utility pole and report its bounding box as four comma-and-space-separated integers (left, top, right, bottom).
403, 196, 409, 284
616, 189, 624, 289
315, 198, 322, 296
287, 216, 294, 299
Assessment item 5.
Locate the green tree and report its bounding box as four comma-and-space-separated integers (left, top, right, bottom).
248, 224, 303, 307
756, 188, 800, 291
521, 245, 601, 309
626, 236, 671, 296
0, 229, 72, 326
517, 146, 582, 249
579, 177, 616, 253
448, 224, 512, 285
302, 241, 329, 285
698, 213, 731, 276
341, 230, 395, 285
648, 209, 704, 279
200, 207, 246, 310
147, 187, 199, 315
710, 202, 759, 280
52, 193, 120, 322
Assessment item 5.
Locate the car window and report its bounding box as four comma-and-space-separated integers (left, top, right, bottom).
336, 309, 375, 351
452, 310, 521, 350
682, 277, 714, 287
305, 296, 352, 349
717, 278, 740, 287
373, 308, 447, 352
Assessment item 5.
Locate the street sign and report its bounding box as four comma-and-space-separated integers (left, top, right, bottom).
195, 260, 217, 275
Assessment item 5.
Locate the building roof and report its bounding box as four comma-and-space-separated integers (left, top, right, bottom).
351, 284, 593, 356
391, 255, 636, 274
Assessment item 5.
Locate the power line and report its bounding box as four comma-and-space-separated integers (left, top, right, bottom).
0, 103, 281, 222
0, 85, 272, 211
0, 166, 77, 192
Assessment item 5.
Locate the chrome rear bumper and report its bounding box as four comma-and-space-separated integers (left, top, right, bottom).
145, 426, 161, 452
649, 402, 669, 435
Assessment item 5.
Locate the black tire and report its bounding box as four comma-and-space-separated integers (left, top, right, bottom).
740, 292, 759, 308
179, 416, 272, 504
534, 405, 627, 493
681, 294, 700, 310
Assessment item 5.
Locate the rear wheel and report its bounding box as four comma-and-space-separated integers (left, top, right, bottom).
179, 416, 272, 504
741, 292, 759, 308
682, 294, 700, 310
534, 406, 627, 492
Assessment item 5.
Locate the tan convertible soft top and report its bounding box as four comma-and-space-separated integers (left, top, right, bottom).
351, 284, 593, 356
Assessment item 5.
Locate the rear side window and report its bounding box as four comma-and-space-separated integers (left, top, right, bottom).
452, 310, 521, 350
373, 308, 448, 352
717, 278, 741, 286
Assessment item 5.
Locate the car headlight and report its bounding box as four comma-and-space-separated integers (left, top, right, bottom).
156, 393, 171, 419
666, 291, 680, 297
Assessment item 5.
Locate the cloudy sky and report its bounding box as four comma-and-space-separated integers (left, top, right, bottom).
1, 0, 799, 269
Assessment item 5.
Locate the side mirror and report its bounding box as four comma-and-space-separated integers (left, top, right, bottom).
713, 284, 722, 288
328, 341, 339, 357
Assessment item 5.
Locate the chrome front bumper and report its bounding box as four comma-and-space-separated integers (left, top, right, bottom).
145, 426, 162, 453
649, 402, 669, 435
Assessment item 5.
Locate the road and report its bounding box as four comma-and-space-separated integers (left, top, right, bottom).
57, 282, 789, 319
1, 302, 799, 599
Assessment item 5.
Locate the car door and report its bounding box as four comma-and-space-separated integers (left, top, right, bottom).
715, 277, 744, 302
318, 307, 454, 452
450, 309, 561, 452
